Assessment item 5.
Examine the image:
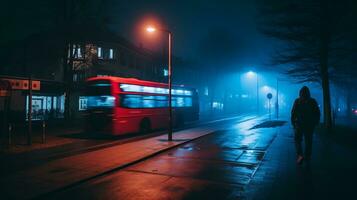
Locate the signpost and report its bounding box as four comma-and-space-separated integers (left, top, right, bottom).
267, 93, 273, 120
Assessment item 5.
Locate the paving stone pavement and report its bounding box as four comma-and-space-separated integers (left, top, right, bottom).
245, 123, 357, 200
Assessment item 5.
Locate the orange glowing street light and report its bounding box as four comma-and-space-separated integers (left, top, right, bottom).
146, 25, 173, 141
146, 26, 156, 33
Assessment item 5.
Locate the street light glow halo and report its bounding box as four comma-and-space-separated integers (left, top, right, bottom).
246, 70, 256, 78
146, 26, 156, 33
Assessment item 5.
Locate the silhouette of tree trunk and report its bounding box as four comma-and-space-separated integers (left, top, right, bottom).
319, 1, 333, 130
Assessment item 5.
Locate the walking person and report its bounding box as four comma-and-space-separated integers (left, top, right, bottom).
291, 86, 320, 165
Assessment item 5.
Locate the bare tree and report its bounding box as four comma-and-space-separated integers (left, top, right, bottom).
258, 0, 357, 130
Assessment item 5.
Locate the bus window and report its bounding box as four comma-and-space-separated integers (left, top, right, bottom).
87, 96, 115, 108
121, 95, 142, 108
86, 80, 112, 96
85, 80, 114, 109
120, 95, 168, 108
172, 96, 192, 107
120, 94, 192, 109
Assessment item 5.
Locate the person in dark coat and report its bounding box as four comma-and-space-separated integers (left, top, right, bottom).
291, 86, 320, 165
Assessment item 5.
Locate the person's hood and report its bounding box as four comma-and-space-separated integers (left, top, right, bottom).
299, 86, 311, 99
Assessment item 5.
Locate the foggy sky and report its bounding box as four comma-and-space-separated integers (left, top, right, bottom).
109, 0, 273, 70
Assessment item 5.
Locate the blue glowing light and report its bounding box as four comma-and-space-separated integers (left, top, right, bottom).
120, 84, 192, 96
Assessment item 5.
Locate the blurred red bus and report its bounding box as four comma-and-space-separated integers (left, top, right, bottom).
83, 76, 199, 135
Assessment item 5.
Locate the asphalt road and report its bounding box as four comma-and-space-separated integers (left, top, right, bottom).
47, 117, 276, 200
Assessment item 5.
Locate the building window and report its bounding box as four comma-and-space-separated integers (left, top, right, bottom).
109, 49, 114, 59
204, 87, 209, 96
79, 96, 88, 111
26, 95, 65, 120
163, 69, 169, 77
72, 46, 82, 58
73, 74, 78, 82
77, 47, 82, 58
98, 47, 102, 58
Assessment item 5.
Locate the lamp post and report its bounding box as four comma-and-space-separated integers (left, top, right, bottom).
146, 26, 173, 141
256, 73, 259, 114
275, 78, 286, 119
247, 71, 259, 114
276, 78, 279, 119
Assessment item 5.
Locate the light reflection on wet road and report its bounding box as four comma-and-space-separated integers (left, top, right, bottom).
49, 118, 278, 200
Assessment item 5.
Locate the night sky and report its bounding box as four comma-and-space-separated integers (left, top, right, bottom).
109, 0, 272, 70
0, 0, 273, 72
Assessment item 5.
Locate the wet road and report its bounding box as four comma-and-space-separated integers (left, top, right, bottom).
1, 114, 256, 177
48, 118, 277, 200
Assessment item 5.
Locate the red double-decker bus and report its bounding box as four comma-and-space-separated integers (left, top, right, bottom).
83, 76, 199, 135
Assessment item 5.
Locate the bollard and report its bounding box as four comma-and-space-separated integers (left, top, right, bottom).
42, 120, 46, 144
8, 123, 12, 146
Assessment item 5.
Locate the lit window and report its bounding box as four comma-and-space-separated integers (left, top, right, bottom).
26, 95, 65, 120
79, 96, 88, 111
109, 49, 114, 59
77, 48, 82, 58
72, 47, 82, 58
184, 90, 192, 95
73, 74, 77, 82
204, 87, 209, 96
98, 47, 102, 58
143, 86, 155, 93
163, 69, 169, 76
212, 102, 224, 109
172, 89, 184, 95
156, 87, 166, 94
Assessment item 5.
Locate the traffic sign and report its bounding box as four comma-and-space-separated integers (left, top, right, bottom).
267, 93, 273, 99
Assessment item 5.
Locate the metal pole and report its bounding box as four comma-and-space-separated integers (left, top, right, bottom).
28, 77, 32, 145
8, 124, 12, 146
269, 99, 271, 120
7, 87, 12, 146
42, 120, 46, 144
168, 32, 173, 141
276, 79, 279, 119
256, 74, 259, 114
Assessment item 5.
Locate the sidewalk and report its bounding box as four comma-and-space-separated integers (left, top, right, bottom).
0, 123, 83, 154
0, 114, 256, 176
0, 115, 259, 199
0, 112, 251, 155
245, 122, 357, 199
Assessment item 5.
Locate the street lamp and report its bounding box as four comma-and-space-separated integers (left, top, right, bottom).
246, 71, 259, 114
146, 26, 156, 33
146, 25, 173, 141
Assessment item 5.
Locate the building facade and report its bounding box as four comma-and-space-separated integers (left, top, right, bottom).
0, 29, 166, 123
